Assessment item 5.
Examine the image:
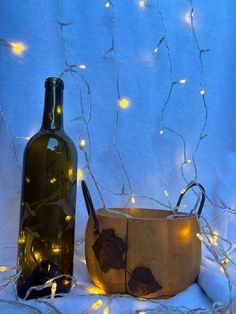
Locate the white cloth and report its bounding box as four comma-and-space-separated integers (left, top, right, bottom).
0, 249, 212, 314
197, 257, 236, 305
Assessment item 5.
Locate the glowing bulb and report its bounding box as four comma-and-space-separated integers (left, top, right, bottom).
91, 299, 103, 310
10, 42, 26, 55
79, 64, 86, 69
0, 266, 15, 272
25, 177, 30, 183
103, 306, 110, 314
80, 257, 87, 265
179, 79, 186, 84
138, 0, 146, 9
50, 282, 57, 303
68, 168, 73, 180
187, 159, 192, 164
154, 47, 158, 53
119, 98, 130, 109
224, 257, 229, 264
51, 282, 57, 294
183, 11, 192, 26
131, 195, 136, 204
34, 251, 43, 263
56, 106, 62, 114
220, 257, 229, 272
164, 190, 168, 197
52, 246, 62, 254
160, 129, 164, 135
200, 89, 205, 95
105, 2, 110, 8
180, 227, 190, 238
50, 177, 57, 184
77, 169, 84, 181
0, 266, 7, 272
80, 139, 86, 149
52, 245, 62, 254
209, 231, 218, 246
18, 232, 26, 244
65, 215, 72, 222
63, 279, 70, 285
18, 237, 25, 244
196, 233, 204, 241
86, 287, 106, 295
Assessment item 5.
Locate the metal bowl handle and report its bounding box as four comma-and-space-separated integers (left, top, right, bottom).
176, 181, 206, 217
81, 180, 100, 234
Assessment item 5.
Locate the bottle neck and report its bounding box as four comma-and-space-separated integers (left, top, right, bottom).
41, 85, 64, 130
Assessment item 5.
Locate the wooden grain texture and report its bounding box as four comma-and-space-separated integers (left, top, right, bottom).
85, 208, 201, 298
85, 209, 128, 293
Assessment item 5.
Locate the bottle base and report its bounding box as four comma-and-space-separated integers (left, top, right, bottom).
17, 283, 71, 300
16, 260, 73, 300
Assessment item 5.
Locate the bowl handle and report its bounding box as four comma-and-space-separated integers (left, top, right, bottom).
175, 181, 206, 217
81, 180, 100, 234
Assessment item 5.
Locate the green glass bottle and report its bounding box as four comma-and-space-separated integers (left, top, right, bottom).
16, 77, 77, 299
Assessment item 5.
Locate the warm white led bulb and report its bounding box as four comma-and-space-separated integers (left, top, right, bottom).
131, 195, 136, 204
103, 307, 110, 314
10, 42, 26, 55
138, 0, 146, 9
77, 169, 84, 181
92, 299, 103, 310
80, 139, 86, 149
196, 233, 204, 241
119, 98, 130, 109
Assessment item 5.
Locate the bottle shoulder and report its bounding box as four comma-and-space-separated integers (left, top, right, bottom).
24, 129, 78, 157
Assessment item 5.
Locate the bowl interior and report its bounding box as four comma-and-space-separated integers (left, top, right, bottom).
96, 208, 193, 220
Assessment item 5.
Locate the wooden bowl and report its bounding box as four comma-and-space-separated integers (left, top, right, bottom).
85, 207, 201, 298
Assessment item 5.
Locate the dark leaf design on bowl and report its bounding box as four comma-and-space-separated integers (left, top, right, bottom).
92, 228, 127, 272
128, 266, 162, 296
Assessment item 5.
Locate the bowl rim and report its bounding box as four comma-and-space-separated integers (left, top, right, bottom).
94, 207, 198, 221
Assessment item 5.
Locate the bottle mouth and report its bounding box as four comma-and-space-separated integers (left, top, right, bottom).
45, 77, 64, 89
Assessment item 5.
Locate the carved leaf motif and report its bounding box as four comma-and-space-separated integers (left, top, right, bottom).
128, 267, 162, 296
92, 229, 126, 273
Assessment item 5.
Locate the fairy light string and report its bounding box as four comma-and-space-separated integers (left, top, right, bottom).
188, 0, 209, 182
156, 0, 191, 186
0, 104, 22, 171
58, 0, 168, 208
104, 0, 134, 201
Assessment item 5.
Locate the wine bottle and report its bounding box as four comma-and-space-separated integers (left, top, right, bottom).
16, 77, 77, 299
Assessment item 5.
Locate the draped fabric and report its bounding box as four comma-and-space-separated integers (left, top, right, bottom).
0, 0, 236, 312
